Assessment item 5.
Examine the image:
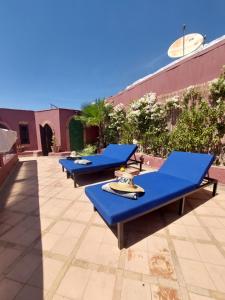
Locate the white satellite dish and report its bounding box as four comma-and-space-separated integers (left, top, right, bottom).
168, 33, 204, 58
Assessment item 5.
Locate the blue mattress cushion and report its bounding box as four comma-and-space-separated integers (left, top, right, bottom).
59, 144, 137, 174
59, 155, 123, 174
85, 172, 197, 225
103, 144, 137, 163
159, 151, 214, 186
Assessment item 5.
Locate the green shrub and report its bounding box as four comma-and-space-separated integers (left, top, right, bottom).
168, 100, 225, 155
78, 144, 97, 156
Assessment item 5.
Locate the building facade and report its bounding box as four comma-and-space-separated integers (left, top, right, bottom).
0, 107, 98, 155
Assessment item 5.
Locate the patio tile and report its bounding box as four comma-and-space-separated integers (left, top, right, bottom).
185, 226, 211, 241
208, 228, 225, 243
172, 239, 200, 260
0, 247, 23, 274
180, 214, 201, 226
0, 226, 40, 246
199, 216, 224, 228
195, 243, 225, 265
0, 278, 23, 300
148, 251, 176, 280
52, 236, 79, 256
14, 285, 44, 300
29, 257, 64, 290
218, 216, 225, 227
49, 220, 71, 235
35, 232, 60, 252
0, 223, 11, 236
151, 284, 181, 300
52, 295, 70, 300
63, 201, 93, 222
94, 243, 120, 267
57, 266, 90, 299
83, 270, 115, 300
0, 211, 25, 226
178, 258, 215, 290
205, 263, 225, 293
76, 226, 106, 263
189, 293, 215, 300
167, 224, 189, 238
125, 249, 149, 274
147, 236, 170, 253
121, 278, 151, 300
7, 253, 41, 283
56, 187, 83, 200
64, 222, 85, 239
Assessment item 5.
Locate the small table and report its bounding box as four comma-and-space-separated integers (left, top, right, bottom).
115, 168, 140, 179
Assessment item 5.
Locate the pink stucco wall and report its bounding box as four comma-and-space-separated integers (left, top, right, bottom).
0, 108, 38, 150
108, 38, 225, 106
34, 109, 61, 151
34, 108, 80, 151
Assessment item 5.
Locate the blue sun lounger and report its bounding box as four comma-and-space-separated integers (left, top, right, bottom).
85, 151, 218, 249
59, 144, 139, 187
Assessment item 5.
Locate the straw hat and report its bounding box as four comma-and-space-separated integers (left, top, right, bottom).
110, 172, 144, 193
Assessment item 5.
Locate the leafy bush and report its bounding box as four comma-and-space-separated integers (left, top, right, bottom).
78, 144, 97, 156
168, 100, 224, 153
210, 66, 225, 105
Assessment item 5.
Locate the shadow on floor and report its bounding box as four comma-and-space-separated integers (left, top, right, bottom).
64, 169, 116, 187
106, 188, 214, 248
0, 160, 44, 299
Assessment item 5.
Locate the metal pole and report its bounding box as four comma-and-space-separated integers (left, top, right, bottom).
182, 24, 186, 56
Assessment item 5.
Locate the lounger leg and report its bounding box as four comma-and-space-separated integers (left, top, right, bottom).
118, 222, 124, 250
62, 166, 64, 172
73, 173, 77, 188
179, 197, 185, 215
66, 171, 70, 179
93, 206, 96, 211
213, 181, 218, 197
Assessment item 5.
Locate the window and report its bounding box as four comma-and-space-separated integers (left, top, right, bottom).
19, 124, 30, 144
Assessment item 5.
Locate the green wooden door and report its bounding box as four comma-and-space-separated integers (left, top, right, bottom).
69, 119, 84, 151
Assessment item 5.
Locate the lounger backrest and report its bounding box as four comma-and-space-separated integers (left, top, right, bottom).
159, 151, 215, 186
103, 144, 137, 163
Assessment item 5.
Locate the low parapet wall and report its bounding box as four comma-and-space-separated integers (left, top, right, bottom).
135, 153, 225, 184
0, 154, 18, 187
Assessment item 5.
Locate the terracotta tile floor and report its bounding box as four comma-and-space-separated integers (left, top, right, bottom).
0, 156, 225, 300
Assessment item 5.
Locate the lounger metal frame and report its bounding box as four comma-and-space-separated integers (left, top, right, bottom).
61, 155, 144, 187
93, 176, 218, 249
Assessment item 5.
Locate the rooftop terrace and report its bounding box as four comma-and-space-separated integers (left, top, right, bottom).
0, 156, 225, 300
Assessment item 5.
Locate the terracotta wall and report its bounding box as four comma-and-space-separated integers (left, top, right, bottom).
108, 38, 225, 106
0, 108, 38, 150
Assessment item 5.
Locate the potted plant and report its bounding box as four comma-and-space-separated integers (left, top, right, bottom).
51, 134, 60, 152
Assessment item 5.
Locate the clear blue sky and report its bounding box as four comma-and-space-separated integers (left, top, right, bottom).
0, 0, 225, 110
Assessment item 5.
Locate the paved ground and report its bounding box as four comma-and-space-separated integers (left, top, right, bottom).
0, 156, 225, 300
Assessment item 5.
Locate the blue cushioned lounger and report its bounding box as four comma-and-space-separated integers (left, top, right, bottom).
85, 151, 217, 249
59, 144, 138, 187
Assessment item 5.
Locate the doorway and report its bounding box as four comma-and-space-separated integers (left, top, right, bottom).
40, 124, 53, 156
0, 123, 8, 129
69, 119, 84, 151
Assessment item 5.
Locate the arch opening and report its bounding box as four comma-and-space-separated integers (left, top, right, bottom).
39, 124, 53, 156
